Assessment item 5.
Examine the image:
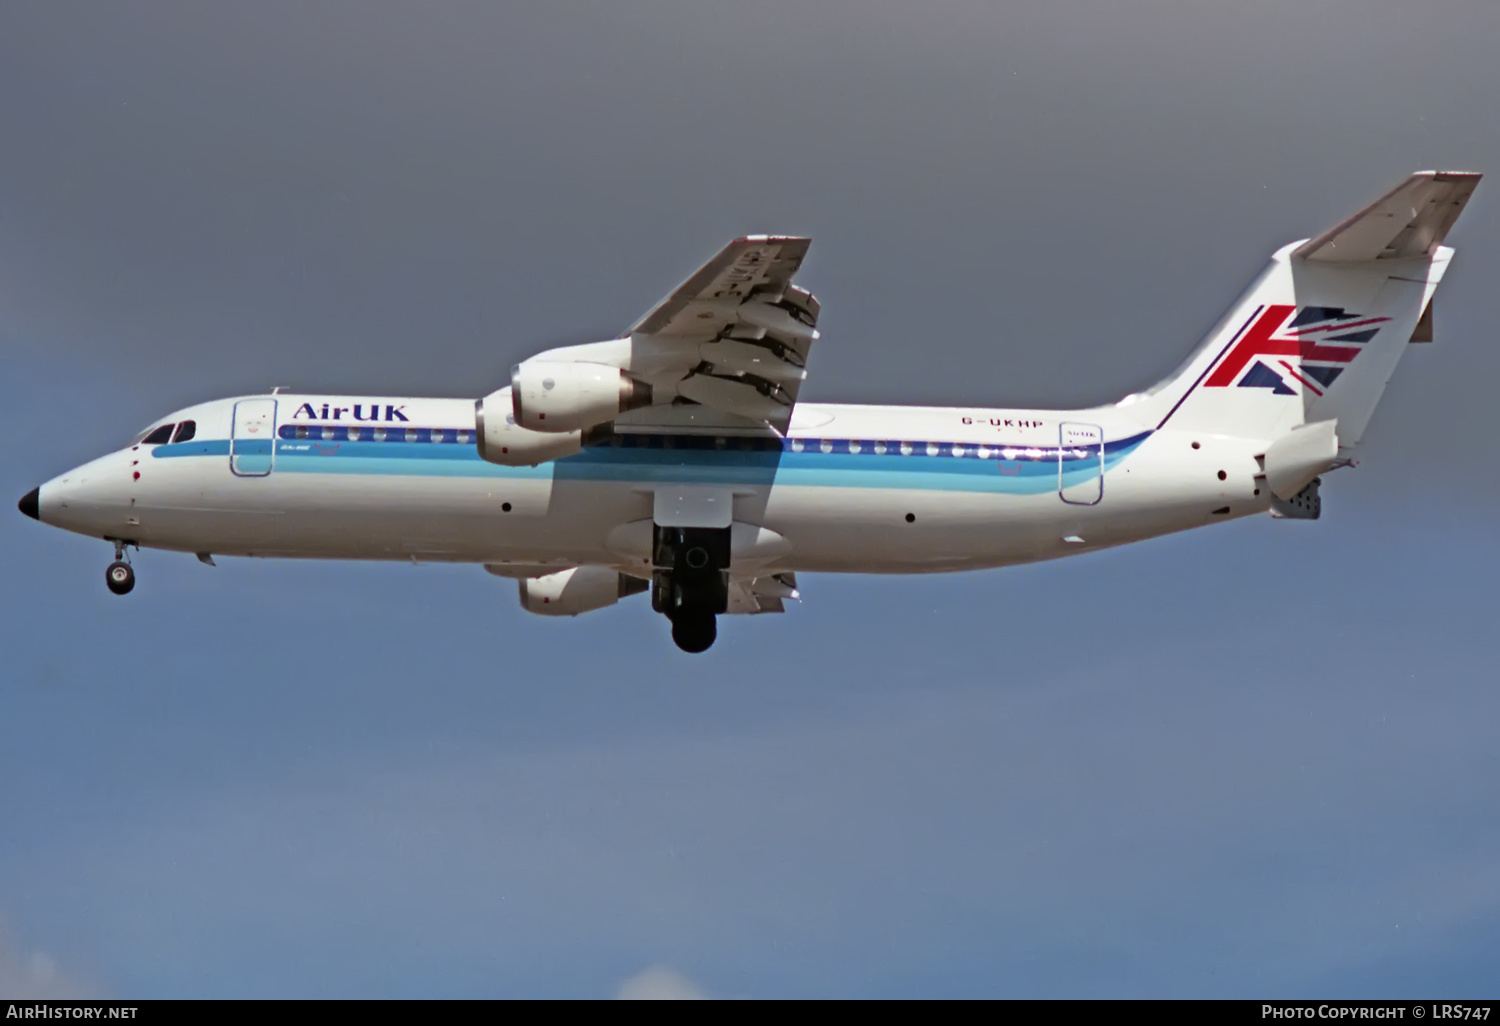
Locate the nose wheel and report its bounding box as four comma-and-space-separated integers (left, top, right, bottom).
105, 561, 135, 595
105, 539, 136, 595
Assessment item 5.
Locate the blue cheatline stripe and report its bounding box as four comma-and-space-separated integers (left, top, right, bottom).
158, 440, 232, 457
152, 430, 1151, 494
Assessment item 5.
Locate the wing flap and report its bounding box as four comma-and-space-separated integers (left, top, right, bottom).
725, 572, 799, 615
624, 236, 818, 434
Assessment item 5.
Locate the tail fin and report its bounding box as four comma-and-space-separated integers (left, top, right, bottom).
1127, 171, 1480, 447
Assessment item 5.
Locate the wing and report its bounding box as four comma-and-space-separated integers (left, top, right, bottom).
725, 572, 800, 615
511, 236, 820, 437
625, 236, 819, 434
627, 236, 814, 336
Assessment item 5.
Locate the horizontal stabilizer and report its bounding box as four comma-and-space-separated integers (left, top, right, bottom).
1293, 171, 1480, 262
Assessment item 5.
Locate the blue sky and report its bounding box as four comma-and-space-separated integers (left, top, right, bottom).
3, 2, 1499, 998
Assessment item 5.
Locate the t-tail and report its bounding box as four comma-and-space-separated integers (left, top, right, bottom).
1126, 172, 1480, 479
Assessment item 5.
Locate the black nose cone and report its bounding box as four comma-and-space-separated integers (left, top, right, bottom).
18, 487, 39, 520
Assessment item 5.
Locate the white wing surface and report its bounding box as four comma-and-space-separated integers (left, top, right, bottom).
628, 236, 814, 336
513, 236, 819, 436
627, 236, 818, 433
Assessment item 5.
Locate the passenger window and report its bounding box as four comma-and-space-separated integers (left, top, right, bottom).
142, 424, 175, 445
172, 420, 197, 443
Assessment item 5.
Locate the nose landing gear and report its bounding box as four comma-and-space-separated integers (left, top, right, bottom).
106, 561, 135, 595
105, 539, 136, 595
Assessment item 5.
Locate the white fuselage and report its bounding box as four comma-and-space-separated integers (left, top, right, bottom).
22, 172, 1474, 648
33, 393, 1269, 577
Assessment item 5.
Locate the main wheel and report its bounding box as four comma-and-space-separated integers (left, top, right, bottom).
670, 609, 717, 653
105, 560, 135, 595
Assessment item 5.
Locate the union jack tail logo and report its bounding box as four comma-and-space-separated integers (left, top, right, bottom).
1204, 305, 1390, 396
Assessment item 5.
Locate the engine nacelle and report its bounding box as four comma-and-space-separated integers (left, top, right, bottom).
519, 567, 648, 617
511, 360, 651, 433
475, 388, 583, 466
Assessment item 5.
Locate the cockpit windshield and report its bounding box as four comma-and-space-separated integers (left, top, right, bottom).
133, 423, 176, 446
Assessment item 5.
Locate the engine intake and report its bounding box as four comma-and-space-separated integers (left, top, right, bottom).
511, 360, 651, 433
474, 388, 583, 466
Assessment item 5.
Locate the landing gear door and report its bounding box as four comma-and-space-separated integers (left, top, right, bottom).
231, 398, 277, 477
1058, 422, 1104, 505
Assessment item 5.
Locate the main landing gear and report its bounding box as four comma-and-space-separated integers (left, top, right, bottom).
671, 607, 717, 654
652, 525, 730, 653
105, 540, 136, 595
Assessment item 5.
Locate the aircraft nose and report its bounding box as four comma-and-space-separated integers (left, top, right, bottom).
18, 487, 40, 520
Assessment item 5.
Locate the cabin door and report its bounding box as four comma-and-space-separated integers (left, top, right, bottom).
1058, 422, 1104, 505
230, 399, 277, 477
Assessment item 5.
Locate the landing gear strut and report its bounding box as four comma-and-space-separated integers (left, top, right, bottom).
652, 525, 730, 653
105, 539, 135, 595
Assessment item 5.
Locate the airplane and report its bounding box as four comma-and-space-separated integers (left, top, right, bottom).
17, 171, 1480, 652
